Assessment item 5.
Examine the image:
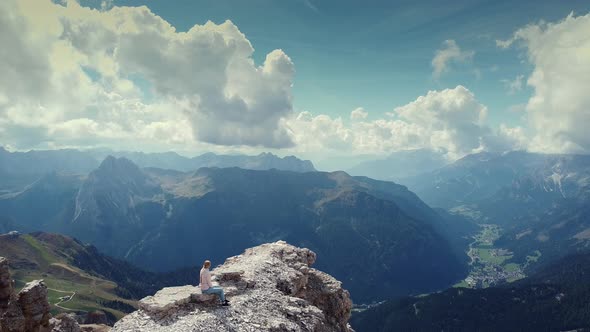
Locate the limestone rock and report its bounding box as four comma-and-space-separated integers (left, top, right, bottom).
0, 257, 83, 332
1, 298, 26, 332
0, 258, 13, 310
17, 280, 51, 332
83, 311, 109, 326
112, 241, 354, 332
138, 285, 217, 316
79, 325, 111, 332
48, 313, 80, 332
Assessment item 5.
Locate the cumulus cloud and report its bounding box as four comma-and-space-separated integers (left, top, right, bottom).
350, 107, 368, 120
498, 12, 590, 154
0, 0, 295, 150
432, 40, 474, 79
288, 86, 517, 160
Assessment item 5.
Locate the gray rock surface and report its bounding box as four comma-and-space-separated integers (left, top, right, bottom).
0, 298, 25, 332
83, 311, 109, 326
0, 258, 13, 310
48, 314, 80, 332
17, 280, 51, 332
112, 241, 354, 332
79, 325, 111, 332
138, 285, 217, 315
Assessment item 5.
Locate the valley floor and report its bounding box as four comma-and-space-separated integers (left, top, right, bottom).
454, 224, 540, 289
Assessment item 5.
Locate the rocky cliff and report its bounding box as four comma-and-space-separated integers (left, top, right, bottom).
0, 257, 109, 332
112, 241, 354, 332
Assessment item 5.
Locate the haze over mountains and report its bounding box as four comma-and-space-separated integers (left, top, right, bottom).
0, 147, 314, 193
2, 146, 590, 330
399, 151, 590, 267
350, 150, 590, 331
351, 252, 590, 331
0, 148, 469, 303
347, 149, 449, 182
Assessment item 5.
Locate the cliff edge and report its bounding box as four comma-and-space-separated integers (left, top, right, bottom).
112, 241, 354, 332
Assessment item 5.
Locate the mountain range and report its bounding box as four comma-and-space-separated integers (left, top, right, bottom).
400, 151, 590, 270
0, 147, 315, 193
350, 251, 590, 331
4, 147, 590, 318
347, 149, 448, 182
0, 156, 468, 303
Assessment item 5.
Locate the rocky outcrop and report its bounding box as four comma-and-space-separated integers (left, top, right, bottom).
83, 311, 109, 326
0, 257, 92, 332
48, 314, 80, 332
113, 241, 354, 332
80, 325, 111, 332
0, 258, 13, 310
138, 285, 218, 316
17, 280, 52, 331
0, 277, 51, 332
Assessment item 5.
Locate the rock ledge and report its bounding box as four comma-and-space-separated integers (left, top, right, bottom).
113, 241, 354, 332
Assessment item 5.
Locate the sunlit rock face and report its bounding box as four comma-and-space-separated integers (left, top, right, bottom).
112, 241, 354, 332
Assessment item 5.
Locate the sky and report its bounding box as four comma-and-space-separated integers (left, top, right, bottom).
1, 0, 589, 169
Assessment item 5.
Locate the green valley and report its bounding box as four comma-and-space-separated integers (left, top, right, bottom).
4, 233, 135, 321
0, 231, 198, 324
455, 224, 526, 288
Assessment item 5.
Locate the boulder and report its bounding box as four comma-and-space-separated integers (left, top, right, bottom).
16, 280, 51, 332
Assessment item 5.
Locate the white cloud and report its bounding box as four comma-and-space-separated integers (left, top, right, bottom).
0, 0, 545, 161
497, 124, 528, 151
432, 40, 474, 79
350, 107, 368, 120
287, 86, 515, 160
0, 0, 295, 150
499, 12, 590, 154
501, 74, 524, 94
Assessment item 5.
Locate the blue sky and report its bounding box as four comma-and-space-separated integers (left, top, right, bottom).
103, 0, 588, 127
2, 0, 590, 166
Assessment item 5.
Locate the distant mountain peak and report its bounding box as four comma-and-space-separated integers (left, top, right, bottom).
97, 155, 140, 173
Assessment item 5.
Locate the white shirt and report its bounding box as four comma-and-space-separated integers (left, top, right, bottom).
199, 267, 213, 290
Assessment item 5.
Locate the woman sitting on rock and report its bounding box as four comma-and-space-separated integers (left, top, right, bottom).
199, 260, 230, 306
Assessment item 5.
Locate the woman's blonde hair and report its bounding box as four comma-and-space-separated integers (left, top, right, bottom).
203, 260, 211, 269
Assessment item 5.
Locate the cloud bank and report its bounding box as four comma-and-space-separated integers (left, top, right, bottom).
499, 12, 590, 154
0, 0, 295, 150
289, 86, 522, 160
1, 2, 587, 161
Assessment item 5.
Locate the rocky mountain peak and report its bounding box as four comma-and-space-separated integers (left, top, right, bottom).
112, 241, 354, 332
96, 156, 142, 177
83, 156, 160, 195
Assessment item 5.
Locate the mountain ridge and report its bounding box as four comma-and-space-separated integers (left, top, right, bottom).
0, 157, 468, 303
350, 251, 590, 332
0, 230, 198, 324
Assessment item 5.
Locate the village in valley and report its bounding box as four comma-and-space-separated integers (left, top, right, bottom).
455, 224, 534, 289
